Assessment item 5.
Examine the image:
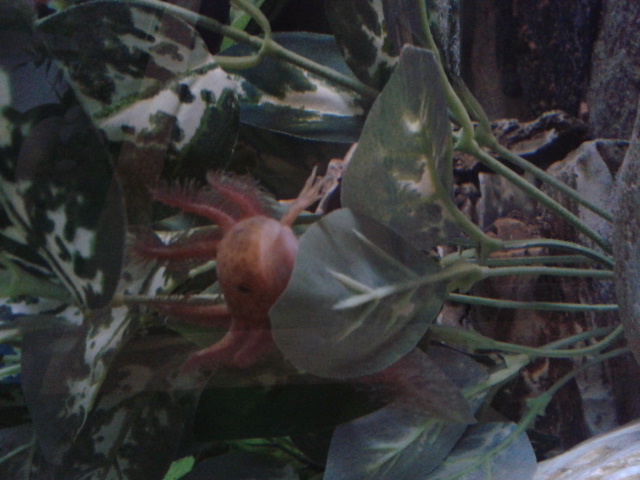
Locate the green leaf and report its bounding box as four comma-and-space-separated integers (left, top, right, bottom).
221, 0, 267, 51
324, 347, 487, 480
427, 422, 537, 480
36, 1, 240, 221
32, 331, 208, 479
325, 0, 398, 90
0, 255, 73, 302
1, 16, 125, 309
271, 208, 446, 379
326, 0, 461, 90
342, 45, 460, 251
225, 33, 367, 142
358, 349, 475, 425
20, 308, 134, 467
163, 456, 196, 480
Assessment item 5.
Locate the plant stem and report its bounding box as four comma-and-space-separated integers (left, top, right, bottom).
430, 324, 623, 358
502, 239, 614, 268
112, 293, 222, 307
414, 1, 612, 252
448, 347, 629, 480
0, 437, 36, 465
480, 265, 613, 280
482, 255, 596, 267
489, 139, 614, 222
447, 293, 618, 313
516, 347, 630, 431
454, 83, 615, 224
416, 0, 475, 149
464, 146, 612, 252
332, 261, 484, 310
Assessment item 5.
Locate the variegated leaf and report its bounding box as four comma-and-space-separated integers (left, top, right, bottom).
20, 308, 134, 469
225, 33, 367, 142
48, 332, 207, 479
325, 0, 398, 90
326, 0, 461, 90
324, 347, 487, 480
342, 45, 460, 251
36, 2, 240, 222
1, 16, 125, 309
271, 209, 446, 379
17, 250, 173, 472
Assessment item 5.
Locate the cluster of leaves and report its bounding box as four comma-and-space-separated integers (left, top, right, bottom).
0, 0, 628, 479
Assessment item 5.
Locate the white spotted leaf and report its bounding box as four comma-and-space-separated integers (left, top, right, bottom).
342, 45, 460, 251
271, 209, 447, 379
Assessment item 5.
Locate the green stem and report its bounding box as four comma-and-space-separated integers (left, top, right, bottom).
453, 57, 614, 224
502, 239, 614, 268
517, 347, 629, 431
464, 146, 612, 252
447, 347, 629, 480
490, 140, 614, 222
414, 3, 612, 251
481, 265, 613, 280
416, 0, 475, 149
430, 324, 623, 358
87, 0, 379, 99
334, 259, 612, 311
447, 293, 618, 313
112, 293, 222, 307
482, 255, 597, 267
0, 436, 36, 464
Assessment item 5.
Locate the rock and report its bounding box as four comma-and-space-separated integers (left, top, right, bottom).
587, 1, 640, 140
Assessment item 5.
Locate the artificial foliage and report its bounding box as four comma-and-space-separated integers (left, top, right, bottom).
0, 1, 631, 479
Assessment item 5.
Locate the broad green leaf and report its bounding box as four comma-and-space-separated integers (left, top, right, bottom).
427, 423, 537, 480
225, 33, 367, 142
1, 12, 125, 309
324, 347, 487, 480
342, 45, 460, 251
36, 1, 240, 221
164, 456, 196, 480
271, 208, 447, 379
163, 456, 196, 480
181, 452, 299, 480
